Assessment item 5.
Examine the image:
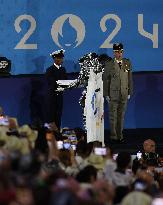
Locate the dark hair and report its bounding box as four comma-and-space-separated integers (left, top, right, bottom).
76, 141, 88, 157
73, 127, 86, 141
116, 152, 131, 169
76, 165, 97, 183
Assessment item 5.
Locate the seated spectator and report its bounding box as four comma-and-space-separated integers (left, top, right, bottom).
87, 144, 106, 179
132, 139, 161, 175
73, 127, 87, 142
104, 147, 117, 182
142, 139, 160, 166
0, 119, 38, 155
111, 152, 132, 187
76, 165, 97, 185
87, 153, 105, 177
75, 141, 90, 170
135, 169, 159, 197
93, 179, 115, 205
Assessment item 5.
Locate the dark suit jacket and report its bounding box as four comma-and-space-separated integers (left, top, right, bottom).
46, 64, 67, 94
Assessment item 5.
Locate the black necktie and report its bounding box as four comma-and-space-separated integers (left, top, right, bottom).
118, 62, 122, 69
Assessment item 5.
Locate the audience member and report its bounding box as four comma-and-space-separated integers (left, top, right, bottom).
132, 139, 161, 175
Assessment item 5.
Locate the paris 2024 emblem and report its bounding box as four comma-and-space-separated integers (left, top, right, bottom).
51, 14, 85, 48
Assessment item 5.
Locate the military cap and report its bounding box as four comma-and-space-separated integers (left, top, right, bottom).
113, 43, 123, 51
50, 49, 65, 58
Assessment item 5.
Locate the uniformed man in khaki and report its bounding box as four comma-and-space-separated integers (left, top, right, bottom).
103, 43, 133, 142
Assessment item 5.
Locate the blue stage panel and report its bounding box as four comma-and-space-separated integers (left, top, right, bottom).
0, 73, 163, 128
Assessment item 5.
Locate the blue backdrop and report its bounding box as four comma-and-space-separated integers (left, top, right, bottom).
0, 0, 163, 74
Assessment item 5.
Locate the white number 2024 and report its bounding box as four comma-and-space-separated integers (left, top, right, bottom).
14, 14, 158, 50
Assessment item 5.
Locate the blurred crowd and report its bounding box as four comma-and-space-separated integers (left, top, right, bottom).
0, 106, 163, 205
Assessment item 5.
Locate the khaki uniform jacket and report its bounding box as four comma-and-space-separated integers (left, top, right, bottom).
103, 58, 133, 100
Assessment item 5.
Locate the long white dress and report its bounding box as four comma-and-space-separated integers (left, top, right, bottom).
84, 69, 104, 146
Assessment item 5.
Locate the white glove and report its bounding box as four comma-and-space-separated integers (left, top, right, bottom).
128, 95, 130, 100
106, 96, 110, 103
56, 87, 64, 92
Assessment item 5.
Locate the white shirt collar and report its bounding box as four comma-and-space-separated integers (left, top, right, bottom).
54, 63, 61, 69
115, 59, 122, 64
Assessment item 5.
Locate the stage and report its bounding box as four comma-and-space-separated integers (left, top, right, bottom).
0, 72, 163, 156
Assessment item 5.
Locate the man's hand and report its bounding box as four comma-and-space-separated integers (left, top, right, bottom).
128, 95, 130, 100
106, 96, 110, 103
56, 87, 64, 92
